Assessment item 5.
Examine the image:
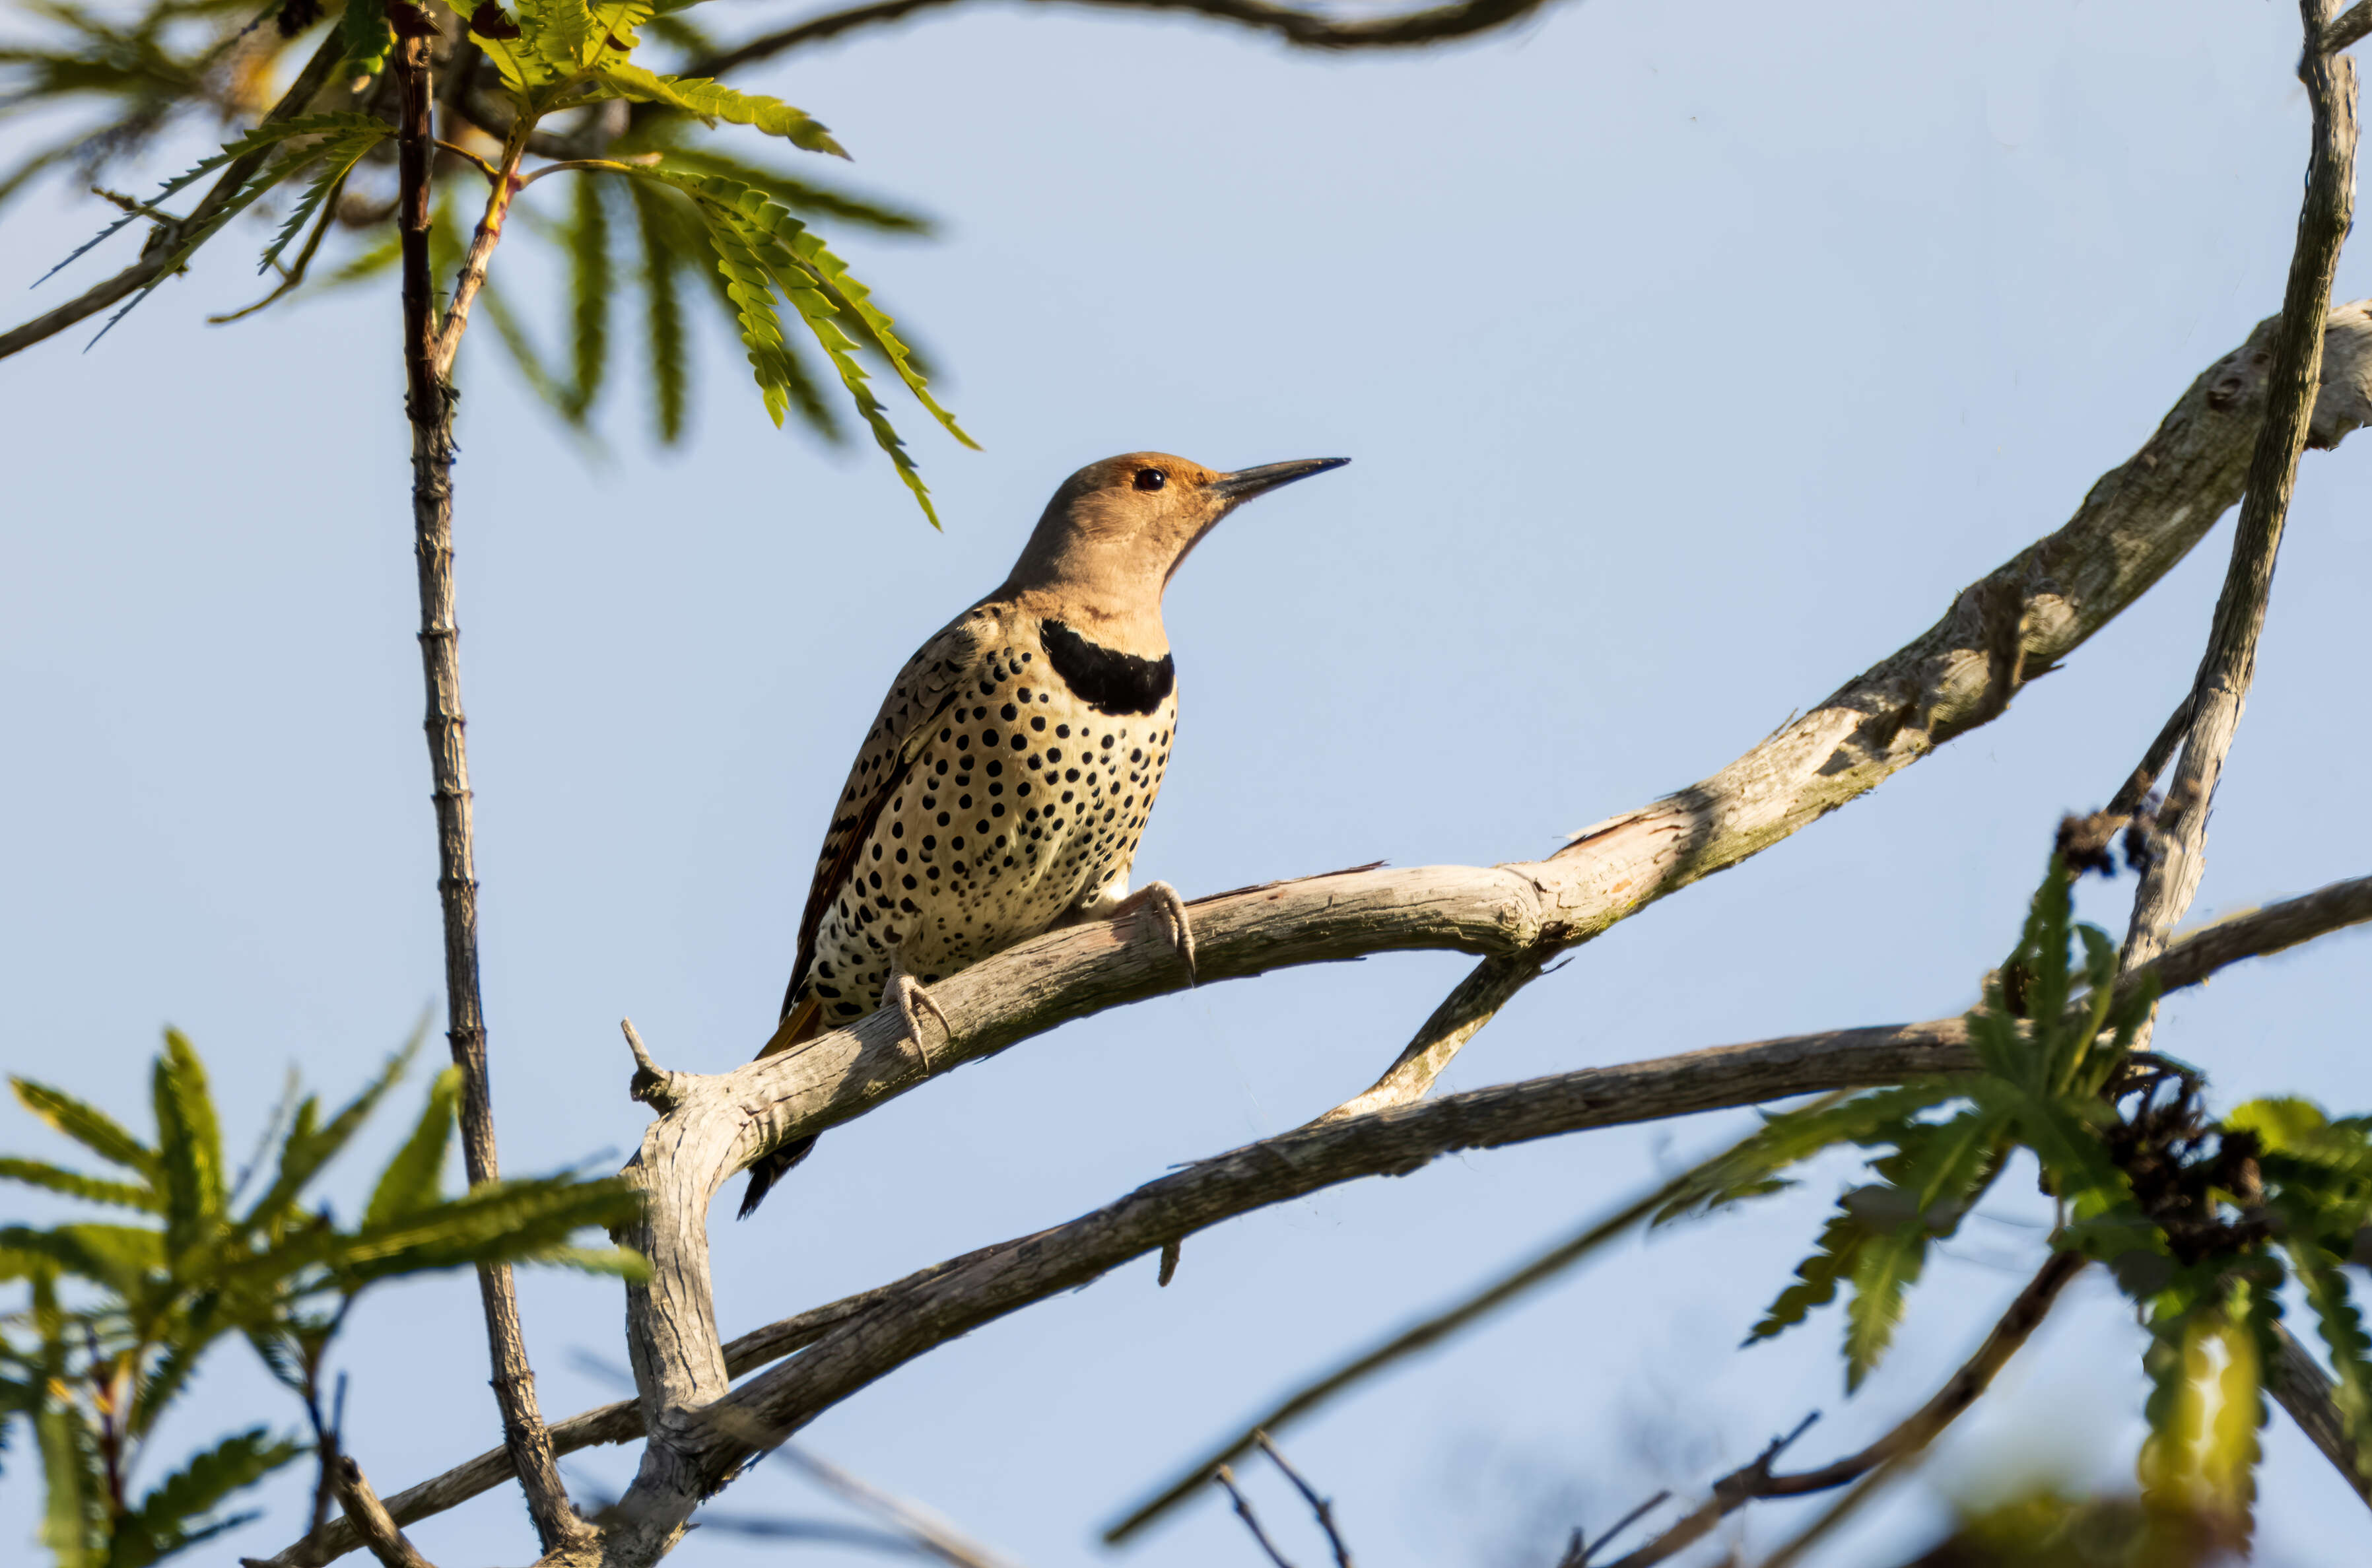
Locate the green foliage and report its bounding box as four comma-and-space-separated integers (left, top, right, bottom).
605, 162, 975, 522
13, 0, 960, 506
1678, 849, 2372, 1554
41, 113, 396, 345
0, 1029, 646, 1567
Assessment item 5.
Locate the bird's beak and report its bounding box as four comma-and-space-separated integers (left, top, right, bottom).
1209, 456, 1351, 502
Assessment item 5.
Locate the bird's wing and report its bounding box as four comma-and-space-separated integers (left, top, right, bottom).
762, 609, 1000, 1054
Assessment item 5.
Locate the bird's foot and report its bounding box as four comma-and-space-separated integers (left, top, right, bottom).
890, 972, 951, 1074
1108, 879, 1197, 986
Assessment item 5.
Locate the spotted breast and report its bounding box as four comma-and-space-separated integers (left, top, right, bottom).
790, 608, 1177, 1029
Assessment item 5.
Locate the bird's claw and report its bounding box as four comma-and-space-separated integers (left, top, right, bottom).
1117, 879, 1196, 986
891, 973, 951, 1074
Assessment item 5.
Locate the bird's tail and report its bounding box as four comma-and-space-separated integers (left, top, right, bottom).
737, 992, 828, 1219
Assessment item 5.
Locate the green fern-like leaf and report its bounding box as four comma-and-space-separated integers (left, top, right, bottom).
1747, 1209, 1865, 1347
12, 1079, 157, 1178
2288, 1241, 2372, 1471
1843, 1217, 1926, 1391
1982, 1082, 2131, 1223
107, 1427, 302, 1568
0, 1224, 166, 1297
151, 1031, 223, 1261
35, 1402, 102, 1568
38, 112, 388, 285
627, 177, 691, 443
337, 0, 395, 83
595, 64, 846, 156
562, 172, 613, 422
791, 228, 971, 448
324, 1173, 645, 1283
256, 129, 388, 279
1661, 1081, 1964, 1222
362, 1068, 459, 1229
0, 1159, 157, 1213
633, 143, 929, 233
243, 1035, 421, 1232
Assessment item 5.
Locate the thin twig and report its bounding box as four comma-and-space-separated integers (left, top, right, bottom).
0, 30, 345, 359
1254, 1434, 1354, 1568
1558, 1491, 1670, 1567
390, 22, 586, 1559
2120, 2, 2359, 988
1320, 950, 1545, 1121
514, 154, 661, 189
1215, 1467, 1299, 1568
1595, 1416, 1821, 1568
1747, 1459, 1907, 1568
428, 116, 532, 378
2104, 693, 2194, 821
2266, 1322, 2372, 1506
692, 0, 1558, 79
776, 1445, 1026, 1568
1112, 1144, 1817, 1543
331, 1456, 440, 1568
209, 171, 351, 324
434, 139, 503, 182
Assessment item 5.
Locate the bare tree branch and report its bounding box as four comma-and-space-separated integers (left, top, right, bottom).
774, 1446, 1026, 1568
390, 21, 588, 1557
0, 31, 346, 361
691, 0, 1562, 81
1252, 1435, 1354, 1568
2121, 4, 2360, 985
1215, 1466, 1299, 1568
1320, 950, 1543, 1120
330, 1457, 440, 1568
2267, 1322, 2372, 1507
2330, 0, 2372, 53
1558, 1489, 1670, 1567
2104, 694, 2193, 822
250, 864, 2372, 1568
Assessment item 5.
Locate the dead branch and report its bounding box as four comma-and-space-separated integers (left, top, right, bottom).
1253, 1435, 1354, 1568
2120, 3, 2360, 985
330, 1457, 439, 1568
2267, 1322, 2372, 1507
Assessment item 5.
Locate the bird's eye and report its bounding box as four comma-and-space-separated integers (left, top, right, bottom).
1132, 468, 1167, 492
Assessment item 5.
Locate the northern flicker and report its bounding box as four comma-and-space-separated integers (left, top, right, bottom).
737, 451, 1347, 1217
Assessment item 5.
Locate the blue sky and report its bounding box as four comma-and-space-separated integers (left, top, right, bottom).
5, 0, 2372, 1563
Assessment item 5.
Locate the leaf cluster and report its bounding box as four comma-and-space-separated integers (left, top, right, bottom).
1668, 854, 2372, 1543
15, 0, 966, 510
0, 1029, 646, 1567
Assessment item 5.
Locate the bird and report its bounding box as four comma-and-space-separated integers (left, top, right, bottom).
736, 450, 1349, 1218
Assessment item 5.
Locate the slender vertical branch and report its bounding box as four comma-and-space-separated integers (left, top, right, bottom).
432, 118, 533, 378
390, 23, 590, 1557
2122, 0, 2359, 980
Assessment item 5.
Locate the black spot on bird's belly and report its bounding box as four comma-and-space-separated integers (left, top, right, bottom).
1039, 619, 1174, 716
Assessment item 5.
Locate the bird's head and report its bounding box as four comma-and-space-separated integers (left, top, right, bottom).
1000, 452, 1349, 631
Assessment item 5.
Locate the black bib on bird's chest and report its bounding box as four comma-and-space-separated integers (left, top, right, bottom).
1040, 619, 1176, 715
